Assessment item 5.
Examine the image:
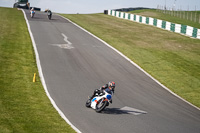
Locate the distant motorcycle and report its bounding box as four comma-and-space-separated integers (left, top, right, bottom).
30, 10, 35, 18
47, 10, 52, 20
86, 89, 113, 113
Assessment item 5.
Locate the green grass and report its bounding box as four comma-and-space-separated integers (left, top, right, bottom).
0, 7, 76, 133
61, 13, 200, 108
129, 9, 200, 29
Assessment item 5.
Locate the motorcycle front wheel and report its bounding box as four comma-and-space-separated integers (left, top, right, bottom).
95, 99, 108, 113
85, 99, 91, 108
48, 15, 52, 20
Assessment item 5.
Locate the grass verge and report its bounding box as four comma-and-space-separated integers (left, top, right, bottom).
61, 13, 200, 108
0, 7, 76, 133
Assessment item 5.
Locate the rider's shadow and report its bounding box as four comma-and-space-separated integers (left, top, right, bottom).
102, 107, 147, 115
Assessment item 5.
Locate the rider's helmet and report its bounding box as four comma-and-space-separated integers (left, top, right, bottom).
108, 81, 115, 91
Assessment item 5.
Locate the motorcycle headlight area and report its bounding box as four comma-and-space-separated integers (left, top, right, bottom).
106, 95, 112, 100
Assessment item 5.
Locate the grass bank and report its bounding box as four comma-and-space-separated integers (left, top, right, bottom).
61, 13, 200, 108
0, 7, 75, 133
129, 9, 200, 29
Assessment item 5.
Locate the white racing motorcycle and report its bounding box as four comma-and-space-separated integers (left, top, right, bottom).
86, 89, 113, 113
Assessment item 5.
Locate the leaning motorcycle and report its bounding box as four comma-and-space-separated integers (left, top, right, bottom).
86, 89, 113, 113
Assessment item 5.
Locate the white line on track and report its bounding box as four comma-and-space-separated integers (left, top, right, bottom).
62, 33, 72, 45
51, 33, 74, 49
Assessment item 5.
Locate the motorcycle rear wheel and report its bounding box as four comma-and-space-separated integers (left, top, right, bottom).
95, 99, 108, 113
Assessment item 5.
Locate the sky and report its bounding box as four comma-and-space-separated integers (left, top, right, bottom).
0, 0, 200, 14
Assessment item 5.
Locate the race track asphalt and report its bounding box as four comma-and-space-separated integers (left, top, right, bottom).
24, 10, 200, 133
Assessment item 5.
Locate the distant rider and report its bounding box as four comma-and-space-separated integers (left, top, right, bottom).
47, 9, 52, 19
90, 81, 115, 103
30, 8, 35, 18
30, 7, 35, 13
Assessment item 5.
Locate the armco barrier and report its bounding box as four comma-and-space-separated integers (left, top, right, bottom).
149, 17, 154, 26
157, 19, 162, 28
162, 21, 166, 29
166, 21, 171, 31
108, 10, 200, 39
146, 17, 149, 24
175, 24, 181, 33
186, 26, 193, 37
181, 25, 187, 34
142, 16, 146, 24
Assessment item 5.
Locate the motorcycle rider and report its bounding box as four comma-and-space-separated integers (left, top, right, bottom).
30, 7, 34, 12
90, 81, 115, 103
30, 8, 35, 18
47, 9, 52, 19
